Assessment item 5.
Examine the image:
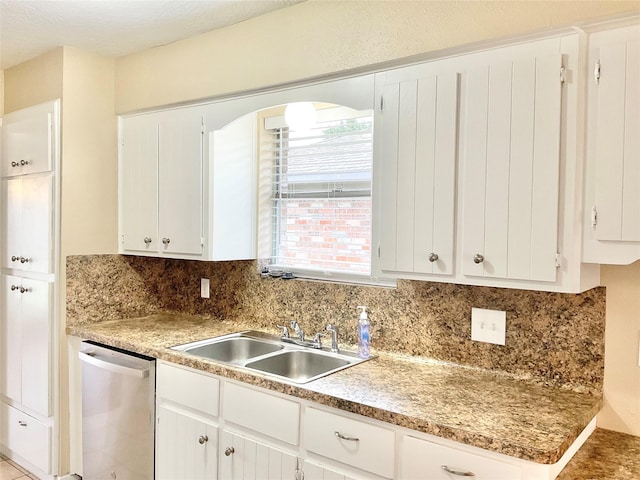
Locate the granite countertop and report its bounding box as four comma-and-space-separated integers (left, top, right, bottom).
557, 428, 640, 480
66, 313, 602, 465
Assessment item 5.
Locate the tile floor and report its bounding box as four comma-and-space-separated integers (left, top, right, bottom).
0, 455, 38, 480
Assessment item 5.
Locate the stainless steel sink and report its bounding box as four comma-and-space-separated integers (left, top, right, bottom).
171, 330, 370, 383
245, 350, 352, 383
179, 336, 283, 365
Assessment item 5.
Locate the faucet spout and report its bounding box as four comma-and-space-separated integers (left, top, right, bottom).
326, 324, 339, 353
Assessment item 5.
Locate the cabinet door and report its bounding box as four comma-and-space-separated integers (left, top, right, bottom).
303, 460, 356, 480
591, 25, 640, 242
156, 404, 218, 480
20, 278, 52, 417
378, 67, 458, 276
2, 176, 55, 274
400, 436, 521, 480
0, 275, 52, 417
1, 104, 53, 177
158, 109, 204, 256
1, 275, 23, 403
120, 114, 159, 253
219, 430, 298, 480
461, 53, 562, 282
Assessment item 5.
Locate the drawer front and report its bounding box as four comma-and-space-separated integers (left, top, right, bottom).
400, 435, 522, 480
303, 407, 395, 479
1, 403, 51, 474
223, 382, 300, 445
157, 362, 220, 416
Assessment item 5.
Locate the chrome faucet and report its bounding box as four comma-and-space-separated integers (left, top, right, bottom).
276, 324, 290, 339
290, 321, 304, 342
326, 324, 339, 353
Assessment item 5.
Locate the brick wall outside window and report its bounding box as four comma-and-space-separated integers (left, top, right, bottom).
275, 198, 371, 274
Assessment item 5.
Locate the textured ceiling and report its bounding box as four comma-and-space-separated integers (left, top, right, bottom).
0, 0, 305, 70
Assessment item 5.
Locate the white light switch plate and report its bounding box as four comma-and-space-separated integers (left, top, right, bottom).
471, 308, 506, 345
200, 278, 210, 299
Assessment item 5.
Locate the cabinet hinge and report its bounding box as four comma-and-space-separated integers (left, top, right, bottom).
120, 234, 125, 245
379, 96, 384, 112
377, 245, 381, 258
560, 66, 566, 85
201, 237, 205, 247
555, 253, 561, 268
594, 60, 601, 85
591, 205, 598, 229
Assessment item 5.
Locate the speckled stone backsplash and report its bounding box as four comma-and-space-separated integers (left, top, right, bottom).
66, 254, 605, 393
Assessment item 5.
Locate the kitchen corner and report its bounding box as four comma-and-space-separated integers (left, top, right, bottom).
65, 253, 623, 477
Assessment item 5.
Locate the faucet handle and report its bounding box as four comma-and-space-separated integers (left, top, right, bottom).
276, 324, 290, 339
312, 331, 328, 348
326, 324, 339, 353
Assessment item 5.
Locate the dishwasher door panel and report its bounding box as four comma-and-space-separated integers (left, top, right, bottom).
80, 342, 155, 480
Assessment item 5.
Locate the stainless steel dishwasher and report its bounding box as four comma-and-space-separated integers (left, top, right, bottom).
79, 341, 155, 480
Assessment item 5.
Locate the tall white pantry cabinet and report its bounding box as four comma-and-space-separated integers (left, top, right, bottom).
0, 100, 59, 478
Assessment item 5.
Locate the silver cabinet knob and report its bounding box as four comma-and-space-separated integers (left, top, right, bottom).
10, 285, 19, 291
224, 446, 235, 456
11, 255, 19, 262
19, 286, 28, 294
162, 238, 170, 246
143, 237, 152, 245
198, 435, 208, 445
11, 161, 19, 167
20, 256, 29, 264
473, 254, 484, 264
20, 160, 28, 166
428, 252, 438, 262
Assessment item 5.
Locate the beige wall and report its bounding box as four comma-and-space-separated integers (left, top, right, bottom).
115, 0, 640, 113
599, 261, 640, 436
3, 47, 63, 113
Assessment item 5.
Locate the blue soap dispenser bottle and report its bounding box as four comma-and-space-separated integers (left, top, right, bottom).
357, 306, 370, 358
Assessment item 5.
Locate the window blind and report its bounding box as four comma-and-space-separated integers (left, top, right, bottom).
267, 110, 374, 277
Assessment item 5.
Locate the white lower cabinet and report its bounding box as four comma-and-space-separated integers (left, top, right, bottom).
219, 430, 299, 480
156, 404, 219, 480
303, 460, 356, 480
156, 361, 585, 480
0, 402, 51, 474
400, 435, 522, 480
303, 407, 395, 479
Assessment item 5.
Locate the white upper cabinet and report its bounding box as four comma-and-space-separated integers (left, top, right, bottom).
376, 63, 458, 277
1, 175, 55, 274
120, 112, 159, 254
120, 106, 205, 259
583, 23, 640, 264
1, 102, 56, 178
460, 53, 563, 282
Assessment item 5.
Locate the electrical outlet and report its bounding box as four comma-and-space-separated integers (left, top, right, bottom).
471, 308, 506, 345
200, 278, 210, 299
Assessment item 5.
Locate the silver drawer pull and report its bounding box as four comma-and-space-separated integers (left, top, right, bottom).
441, 465, 475, 477
18, 420, 27, 427
334, 431, 359, 442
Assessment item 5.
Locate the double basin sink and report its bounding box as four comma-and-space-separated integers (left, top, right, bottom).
172, 330, 371, 384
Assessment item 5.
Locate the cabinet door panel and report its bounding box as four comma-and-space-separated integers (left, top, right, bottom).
2, 178, 23, 269
120, 114, 159, 252
219, 430, 297, 480
21, 176, 54, 274
1, 110, 53, 177
158, 109, 203, 256
156, 404, 218, 480
378, 69, 458, 276
20, 278, 52, 417
595, 37, 640, 241
1, 275, 23, 403
462, 54, 562, 282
